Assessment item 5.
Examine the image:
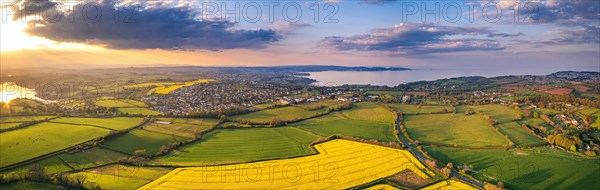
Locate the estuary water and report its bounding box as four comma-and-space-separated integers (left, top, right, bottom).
0, 82, 42, 103
306, 68, 564, 87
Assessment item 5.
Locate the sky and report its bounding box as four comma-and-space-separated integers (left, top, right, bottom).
0, 0, 599, 71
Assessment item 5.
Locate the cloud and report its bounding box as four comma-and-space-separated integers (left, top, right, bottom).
318, 23, 517, 55
484, 0, 600, 26
273, 22, 311, 35
541, 25, 600, 45
13, 0, 281, 50
360, 0, 397, 5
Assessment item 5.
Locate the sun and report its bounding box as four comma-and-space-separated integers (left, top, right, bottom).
0, 14, 58, 51
0, 91, 17, 103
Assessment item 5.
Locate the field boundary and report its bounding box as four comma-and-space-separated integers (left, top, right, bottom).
0, 119, 149, 172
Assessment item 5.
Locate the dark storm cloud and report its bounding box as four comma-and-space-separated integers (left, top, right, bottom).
318, 23, 515, 55
12, 0, 281, 50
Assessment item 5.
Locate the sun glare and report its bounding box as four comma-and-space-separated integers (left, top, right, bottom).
0, 15, 54, 51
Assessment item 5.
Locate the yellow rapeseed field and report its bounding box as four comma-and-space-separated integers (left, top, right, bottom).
139, 139, 433, 189
124, 79, 215, 95
365, 184, 400, 190
420, 180, 478, 190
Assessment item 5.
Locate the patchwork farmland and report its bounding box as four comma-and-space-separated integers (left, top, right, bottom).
1, 99, 598, 190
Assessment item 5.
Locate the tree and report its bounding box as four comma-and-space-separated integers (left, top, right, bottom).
533, 112, 539, 118
570, 145, 577, 152
270, 117, 284, 127
134, 149, 147, 157
515, 114, 523, 121
547, 135, 555, 145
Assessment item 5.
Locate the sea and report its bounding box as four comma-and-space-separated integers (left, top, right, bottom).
306, 68, 595, 87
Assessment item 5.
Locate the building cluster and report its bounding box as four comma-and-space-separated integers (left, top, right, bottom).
145, 81, 294, 116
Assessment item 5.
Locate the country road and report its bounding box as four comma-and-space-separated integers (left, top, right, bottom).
393, 112, 485, 188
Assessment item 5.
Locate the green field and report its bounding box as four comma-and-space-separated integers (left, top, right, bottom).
293, 112, 397, 142
366, 90, 405, 97
403, 114, 509, 147
294, 100, 341, 110
231, 106, 328, 123
103, 129, 188, 155
469, 105, 546, 146
469, 105, 521, 122
497, 122, 547, 146
50, 117, 144, 131
577, 108, 600, 128
0, 181, 59, 190
424, 146, 600, 189
533, 108, 561, 115
387, 104, 451, 115
343, 103, 395, 123
117, 107, 161, 116
252, 101, 287, 109
0, 122, 111, 167
0, 115, 55, 123
519, 118, 554, 132
73, 164, 171, 190
1, 155, 72, 175
156, 127, 319, 165
59, 147, 128, 169
143, 118, 218, 138
94, 99, 148, 108
0, 122, 22, 130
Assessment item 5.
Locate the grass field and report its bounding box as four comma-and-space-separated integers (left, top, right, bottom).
532, 108, 561, 115
1, 155, 72, 175
141, 139, 433, 189
424, 146, 600, 189
0, 122, 111, 167
577, 108, 599, 128
252, 101, 287, 109
94, 99, 148, 108
468, 105, 521, 122
0, 122, 22, 130
50, 117, 143, 131
496, 122, 547, 146
73, 164, 171, 190
343, 103, 395, 123
0, 181, 59, 190
156, 127, 319, 165
420, 180, 478, 190
366, 91, 405, 97
294, 100, 341, 110
469, 105, 546, 146
143, 118, 218, 138
0, 115, 55, 123
103, 129, 189, 155
231, 106, 328, 123
292, 112, 397, 142
519, 118, 554, 132
387, 104, 451, 115
403, 114, 509, 147
117, 107, 161, 116
59, 147, 128, 169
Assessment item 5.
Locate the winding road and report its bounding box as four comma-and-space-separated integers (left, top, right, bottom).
393, 112, 485, 188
